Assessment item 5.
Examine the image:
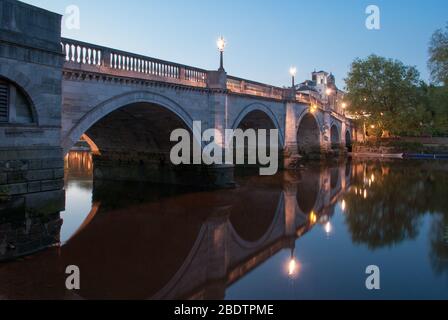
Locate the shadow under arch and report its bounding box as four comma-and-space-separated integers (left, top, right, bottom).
62, 90, 198, 155
331, 124, 340, 150
297, 112, 321, 156
83, 101, 191, 159
231, 103, 285, 147
345, 130, 353, 152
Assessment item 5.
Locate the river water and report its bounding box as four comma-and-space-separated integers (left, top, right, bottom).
0, 151, 447, 299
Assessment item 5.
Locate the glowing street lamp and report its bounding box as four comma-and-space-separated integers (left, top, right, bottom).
342, 102, 347, 109
326, 88, 333, 96
217, 36, 226, 71
289, 66, 297, 87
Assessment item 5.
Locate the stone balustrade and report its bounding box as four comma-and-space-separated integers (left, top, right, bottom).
61, 38, 342, 114
61, 38, 208, 86
226, 76, 285, 100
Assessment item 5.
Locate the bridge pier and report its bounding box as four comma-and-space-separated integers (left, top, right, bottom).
0, 1, 65, 213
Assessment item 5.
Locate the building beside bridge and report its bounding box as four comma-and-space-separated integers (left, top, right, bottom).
297, 70, 346, 116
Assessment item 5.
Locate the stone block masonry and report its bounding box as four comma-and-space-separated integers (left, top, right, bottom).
0, 0, 65, 214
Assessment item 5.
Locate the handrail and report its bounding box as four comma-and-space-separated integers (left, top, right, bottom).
61, 38, 347, 116
227, 75, 285, 100
61, 38, 207, 85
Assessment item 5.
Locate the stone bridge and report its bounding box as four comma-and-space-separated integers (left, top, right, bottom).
0, 159, 351, 299
0, 1, 353, 208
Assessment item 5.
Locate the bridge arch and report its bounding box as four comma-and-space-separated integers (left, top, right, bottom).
345, 130, 353, 152
231, 103, 285, 146
296, 112, 321, 156
331, 124, 341, 150
62, 90, 197, 155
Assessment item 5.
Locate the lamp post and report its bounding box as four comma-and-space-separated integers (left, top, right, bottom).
289, 67, 297, 88
217, 36, 226, 71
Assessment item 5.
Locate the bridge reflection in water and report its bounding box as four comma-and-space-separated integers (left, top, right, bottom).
1, 152, 448, 299
0, 151, 347, 299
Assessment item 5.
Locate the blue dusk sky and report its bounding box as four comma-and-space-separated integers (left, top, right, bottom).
22, 0, 448, 88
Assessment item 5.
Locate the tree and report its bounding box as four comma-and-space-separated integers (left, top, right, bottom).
429, 23, 448, 86
426, 84, 448, 136
345, 55, 430, 137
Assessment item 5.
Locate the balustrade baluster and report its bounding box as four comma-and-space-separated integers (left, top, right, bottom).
61, 39, 209, 87
87, 48, 92, 64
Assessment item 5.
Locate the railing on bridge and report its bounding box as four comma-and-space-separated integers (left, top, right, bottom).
61, 38, 348, 120
61, 38, 208, 86
226, 76, 285, 100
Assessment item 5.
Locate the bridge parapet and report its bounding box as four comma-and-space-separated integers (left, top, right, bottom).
227, 76, 285, 100
60, 38, 346, 118
61, 38, 208, 87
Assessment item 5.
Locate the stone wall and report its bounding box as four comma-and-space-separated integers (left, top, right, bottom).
0, 0, 64, 213
0, 210, 62, 262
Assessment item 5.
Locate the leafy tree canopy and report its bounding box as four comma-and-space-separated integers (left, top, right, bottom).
429, 23, 448, 86
345, 55, 430, 137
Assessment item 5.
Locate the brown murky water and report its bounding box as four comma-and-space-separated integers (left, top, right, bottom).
0, 151, 447, 299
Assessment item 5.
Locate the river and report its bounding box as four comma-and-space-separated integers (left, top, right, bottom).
0, 151, 447, 299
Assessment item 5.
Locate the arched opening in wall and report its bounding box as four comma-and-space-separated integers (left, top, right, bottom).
296, 166, 321, 215
297, 113, 320, 157
345, 130, 352, 152
331, 125, 340, 150
75, 102, 193, 184
0, 78, 35, 124
234, 110, 279, 170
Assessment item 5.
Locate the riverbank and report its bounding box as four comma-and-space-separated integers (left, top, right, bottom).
352, 138, 448, 160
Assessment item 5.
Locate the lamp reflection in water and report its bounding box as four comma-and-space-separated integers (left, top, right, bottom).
341, 199, 346, 212
287, 247, 300, 279
309, 211, 317, 225
324, 221, 332, 235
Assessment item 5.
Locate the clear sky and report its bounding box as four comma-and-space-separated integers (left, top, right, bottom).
22, 0, 448, 88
